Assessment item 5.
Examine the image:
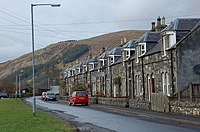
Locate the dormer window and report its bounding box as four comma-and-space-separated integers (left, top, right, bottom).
73, 69, 76, 76
110, 56, 114, 64
168, 33, 176, 47
89, 63, 94, 71
139, 43, 146, 56
162, 31, 176, 56
126, 50, 130, 57
68, 71, 71, 77
162, 35, 166, 56
83, 65, 87, 73
125, 50, 130, 60
77, 67, 81, 73
99, 59, 105, 67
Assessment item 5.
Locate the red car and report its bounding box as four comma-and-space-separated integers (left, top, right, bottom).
69, 91, 89, 106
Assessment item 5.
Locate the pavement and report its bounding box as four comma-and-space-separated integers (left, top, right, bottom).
57, 99, 200, 127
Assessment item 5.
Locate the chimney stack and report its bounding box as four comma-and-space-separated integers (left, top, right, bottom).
121, 39, 123, 45
157, 16, 161, 27
123, 37, 127, 43
101, 47, 106, 54
162, 17, 166, 26
151, 22, 156, 31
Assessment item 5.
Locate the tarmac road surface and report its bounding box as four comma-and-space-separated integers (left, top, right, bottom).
25, 97, 200, 132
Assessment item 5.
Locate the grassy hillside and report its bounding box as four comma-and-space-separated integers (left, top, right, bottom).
0, 30, 146, 94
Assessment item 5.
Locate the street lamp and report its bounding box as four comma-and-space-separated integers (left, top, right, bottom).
31, 3, 60, 116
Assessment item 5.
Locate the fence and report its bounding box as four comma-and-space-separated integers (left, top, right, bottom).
170, 83, 200, 103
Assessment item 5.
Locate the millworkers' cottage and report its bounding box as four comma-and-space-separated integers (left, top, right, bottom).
97, 51, 110, 97
60, 17, 200, 116
88, 55, 99, 96
107, 47, 122, 97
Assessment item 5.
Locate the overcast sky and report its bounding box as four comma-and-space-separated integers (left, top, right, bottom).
0, 0, 200, 63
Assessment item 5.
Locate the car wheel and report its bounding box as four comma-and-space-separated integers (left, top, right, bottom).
72, 102, 76, 106
85, 103, 88, 106
69, 102, 72, 106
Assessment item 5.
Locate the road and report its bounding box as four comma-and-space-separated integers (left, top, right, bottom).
25, 97, 200, 132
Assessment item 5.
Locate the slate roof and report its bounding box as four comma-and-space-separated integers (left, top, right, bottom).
89, 55, 99, 63
98, 51, 110, 59
144, 40, 162, 56
165, 18, 200, 31
76, 61, 84, 68
82, 58, 91, 65
108, 47, 122, 56
122, 39, 137, 48
173, 21, 200, 48
136, 32, 161, 43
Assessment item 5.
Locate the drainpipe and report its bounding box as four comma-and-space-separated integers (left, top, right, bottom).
141, 57, 145, 99
110, 66, 113, 97
131, 59, 135, 99
105, 67, 107, 96
85, 71, 87, 86
90, 70, 92, 96
125, 62, 128, 96
170, 50, 175, 94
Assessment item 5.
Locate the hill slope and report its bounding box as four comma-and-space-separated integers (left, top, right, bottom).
0, 30, 146, 79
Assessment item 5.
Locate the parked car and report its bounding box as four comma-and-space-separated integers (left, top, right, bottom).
0, 92, 9, 98
44, 92, 56, 101
69, 91, 88, 106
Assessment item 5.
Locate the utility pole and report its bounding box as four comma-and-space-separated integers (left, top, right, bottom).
15, 74, 18, 98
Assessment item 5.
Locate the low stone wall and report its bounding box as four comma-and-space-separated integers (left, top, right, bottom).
170, 101, 200, 116
59, 96, 69, 101
129, 99, 151, 110
89, 97, 98, 104
89, 97, 129, 107
98, 97, 129, 107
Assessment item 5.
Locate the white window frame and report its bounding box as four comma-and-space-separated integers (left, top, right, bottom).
136, 75, 142, 96
166, 72, 170, 96
162, 35, 166, 56
83, 65, 87, 73
136, 46, 139, 63
139, 42, 146, 56
166, 31, 176, 48
68, 71, 71, 77
162, 73, 165, 94
109, 55, 115, 64
125, 49, 130, 59
162, 72, 170, 96
89, 63, 94, 71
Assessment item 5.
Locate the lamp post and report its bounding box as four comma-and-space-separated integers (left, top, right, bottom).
31, 3, 60, 116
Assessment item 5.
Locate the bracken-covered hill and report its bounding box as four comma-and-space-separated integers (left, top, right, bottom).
0, 30, 146, 79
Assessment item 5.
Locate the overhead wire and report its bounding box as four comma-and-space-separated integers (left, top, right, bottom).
0, 6, 77, 42
0, 5, 200, 62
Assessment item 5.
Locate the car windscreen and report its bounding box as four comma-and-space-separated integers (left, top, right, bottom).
76, 92, 87, 96
47, 93, 54, 95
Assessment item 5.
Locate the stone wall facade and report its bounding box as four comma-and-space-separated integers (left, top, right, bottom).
97, 97, 129, 107
129, 98, 151, 110
170, 100, 200, 116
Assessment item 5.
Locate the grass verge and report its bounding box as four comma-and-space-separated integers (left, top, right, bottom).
0, 98, 73, 132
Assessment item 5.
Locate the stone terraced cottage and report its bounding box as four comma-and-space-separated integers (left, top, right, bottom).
60, 17, 200, 116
